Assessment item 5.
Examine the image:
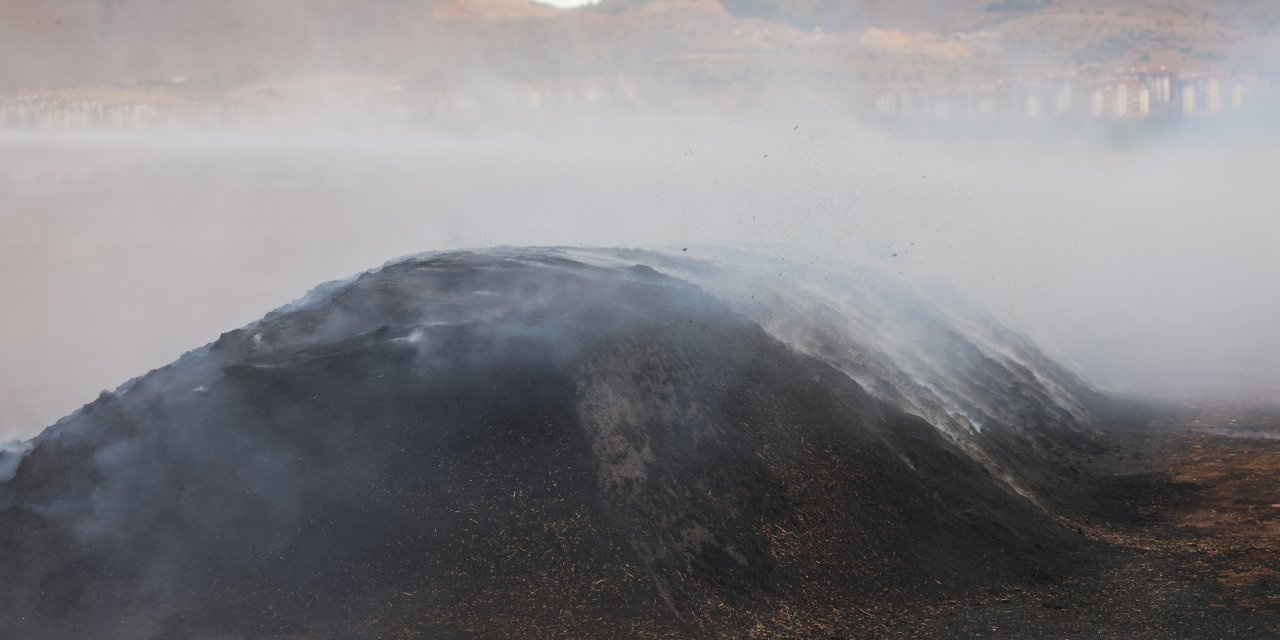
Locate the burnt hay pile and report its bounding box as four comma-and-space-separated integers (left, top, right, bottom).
0, 248, 1110, 638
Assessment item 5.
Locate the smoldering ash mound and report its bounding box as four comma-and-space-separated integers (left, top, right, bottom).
0, 248, 1113, 639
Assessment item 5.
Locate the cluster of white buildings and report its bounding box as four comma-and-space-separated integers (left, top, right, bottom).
0, 75, 645, 133
0, 68, 1268, 132
0, 89, 412, 133
871, 69, 1264, 123
0, 90, 165, 130
1087, 70, 1249, 119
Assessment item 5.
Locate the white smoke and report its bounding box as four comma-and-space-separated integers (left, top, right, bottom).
0, 439, 34, 482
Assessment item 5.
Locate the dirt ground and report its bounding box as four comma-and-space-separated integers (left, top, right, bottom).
1161, 407, 1280, 613
845, 403, 1280, 639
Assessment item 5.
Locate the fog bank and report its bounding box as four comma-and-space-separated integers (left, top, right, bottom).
1, 119, 1277, 440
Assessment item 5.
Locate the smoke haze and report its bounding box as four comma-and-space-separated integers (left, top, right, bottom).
2, 0, 1279, 440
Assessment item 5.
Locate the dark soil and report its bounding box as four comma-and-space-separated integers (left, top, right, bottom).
0, 249, 1274, 638
854, 404, 1280, 639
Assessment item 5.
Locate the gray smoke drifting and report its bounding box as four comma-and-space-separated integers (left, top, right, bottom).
0, 440, 34, 481
4, 119, 1278, 441
2, 1, 1279, 440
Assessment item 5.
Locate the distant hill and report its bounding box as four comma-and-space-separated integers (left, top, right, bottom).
717, 0, 1002, 32
603, 0, 1280, 34
0, 0, 1275, 89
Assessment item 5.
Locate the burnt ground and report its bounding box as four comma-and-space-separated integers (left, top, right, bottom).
856, 403, 1280, 639
0, 250, 1276, 639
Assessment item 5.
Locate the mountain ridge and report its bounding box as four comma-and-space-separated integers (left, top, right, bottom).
1, 0, 1275, 89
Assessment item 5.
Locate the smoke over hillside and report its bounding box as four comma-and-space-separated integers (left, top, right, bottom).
3, 0, 1279, 88
0, 248, 1111, 638
2, 119, 1278, 442
3, 2, 1280, 636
